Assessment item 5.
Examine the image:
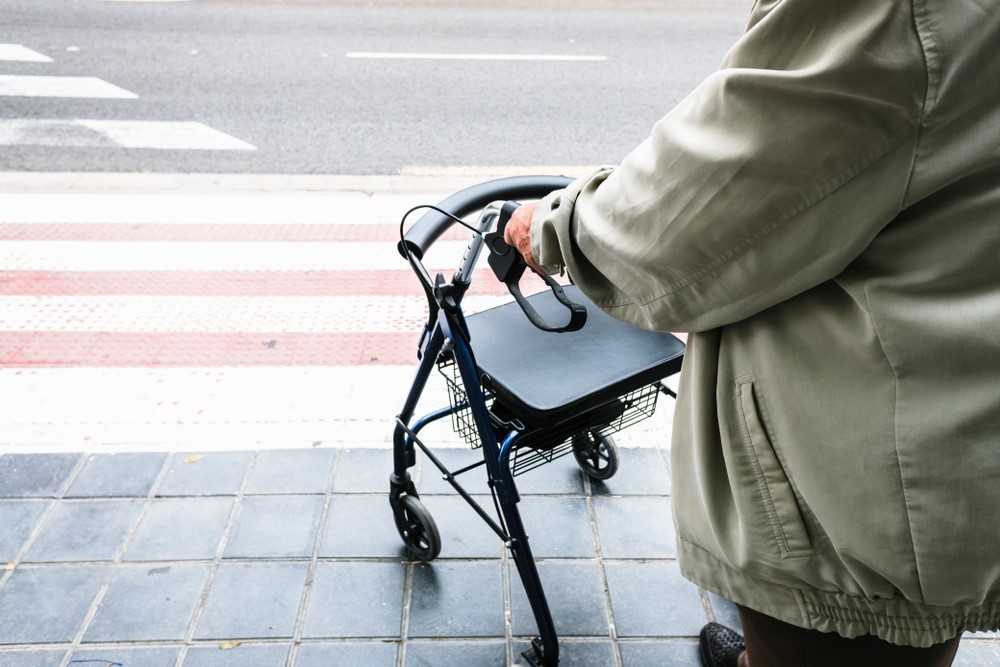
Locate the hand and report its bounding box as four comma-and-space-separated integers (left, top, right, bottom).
503, 202, 545, 274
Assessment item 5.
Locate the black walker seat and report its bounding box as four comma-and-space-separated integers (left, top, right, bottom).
389, 177, 684, 667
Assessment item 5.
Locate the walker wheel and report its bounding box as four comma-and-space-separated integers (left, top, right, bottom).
572, 430, 620, 481
393, 495, 441, 561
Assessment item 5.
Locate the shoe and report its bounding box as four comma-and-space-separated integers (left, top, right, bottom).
699, 622, 746, 667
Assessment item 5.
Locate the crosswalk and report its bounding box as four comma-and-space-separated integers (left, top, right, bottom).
0, 178, 593, 452
0, 44, 255, 151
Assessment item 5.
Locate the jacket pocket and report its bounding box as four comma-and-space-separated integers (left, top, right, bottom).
735, 376, 814, 559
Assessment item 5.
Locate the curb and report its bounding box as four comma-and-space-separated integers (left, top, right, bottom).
0, 170, 590, 195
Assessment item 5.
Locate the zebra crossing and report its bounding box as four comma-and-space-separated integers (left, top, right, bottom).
0, 43, 255, 151
0, 175, 557, 452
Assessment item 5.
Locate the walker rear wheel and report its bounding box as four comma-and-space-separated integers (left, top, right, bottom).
572, 430, 620, 480
393, 495, 441, 561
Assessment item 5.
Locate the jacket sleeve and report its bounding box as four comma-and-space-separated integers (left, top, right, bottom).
530, 0, 928, 332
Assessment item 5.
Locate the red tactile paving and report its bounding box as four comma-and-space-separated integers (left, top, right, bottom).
0, 270, 512, 297
0, 218, 539, 368
0, 332, 420, 368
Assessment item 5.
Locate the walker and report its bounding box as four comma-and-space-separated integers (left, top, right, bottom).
389, 176, 685, 666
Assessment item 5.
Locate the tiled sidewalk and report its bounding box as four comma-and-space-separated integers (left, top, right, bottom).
1, 447, 998, 667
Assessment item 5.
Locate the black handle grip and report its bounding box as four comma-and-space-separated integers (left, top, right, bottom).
485, 201, 588, 333
398, 175, 573, 260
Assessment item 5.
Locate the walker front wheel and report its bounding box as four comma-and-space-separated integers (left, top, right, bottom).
393, 495, 441, 561
572, 430, 620, 481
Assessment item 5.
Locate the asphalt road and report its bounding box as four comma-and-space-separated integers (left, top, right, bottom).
1, 0, 749, 174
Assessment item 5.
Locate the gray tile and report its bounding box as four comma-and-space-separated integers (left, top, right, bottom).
157, 452, 252, 496
84, 563, 211, 642
407, 641, 506, 666
25, 499, 143, 562
708, 592, 742, 631
320, 494, 409, 559
510, 561, 608, 637
512, 641, 615, 667
416, 447, 490, 496
619, 640, 701, 666
225, 495, 323, 558
303, 562, 405, 639
509, 453, 586, 495
70, 646, 180, 667
295, 642, 398, 667
594, 496, 675, 559
605, 561, 705, 638
591, 447, 670, 496
66, 452, 168, 498
0, 500, 49, 561
245, 448, 335, 494
126, 497, 234, 561
0, 650, 64, 667
183, 643, 290, 666
408, 561, 504, 638
0, 454, 81, 498
418, 495, 503, 559
332, 449, 389, 493
955, 641, 1000, 666
518, 497, 595, 558
0, 565, 108, 643
194, 562, 309, 640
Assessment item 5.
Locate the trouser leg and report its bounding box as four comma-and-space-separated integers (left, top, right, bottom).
736, 605, 962, 667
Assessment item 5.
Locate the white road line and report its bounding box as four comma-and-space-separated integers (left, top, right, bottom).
0, 75, 138, 98
346, 52, 607, 62
0, 240, 471, 271
0, 192, 444, 225
0, 44, 53, 63
0, 294, 507, 332
78, 120, 257, 150
0, 120, 256, 151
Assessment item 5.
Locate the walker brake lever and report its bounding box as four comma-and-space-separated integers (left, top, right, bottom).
484, 201, 587, 333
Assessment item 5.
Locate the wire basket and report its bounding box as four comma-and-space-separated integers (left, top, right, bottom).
437, 355, 661, 476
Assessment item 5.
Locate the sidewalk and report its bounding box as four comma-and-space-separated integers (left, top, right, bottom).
1, 443, 712, 667
3, 446, 1000, 667
1, 174, 998, 667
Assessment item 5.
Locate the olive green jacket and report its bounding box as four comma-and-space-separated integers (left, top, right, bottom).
530, 0, 1000, 647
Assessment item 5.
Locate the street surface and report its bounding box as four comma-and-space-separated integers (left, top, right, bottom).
0, 0, 748, 451
1, 0, 748, 173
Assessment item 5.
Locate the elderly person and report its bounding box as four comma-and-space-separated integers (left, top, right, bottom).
504, 1, 1000, 665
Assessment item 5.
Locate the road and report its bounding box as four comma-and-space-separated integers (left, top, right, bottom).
1, 0, 748, 174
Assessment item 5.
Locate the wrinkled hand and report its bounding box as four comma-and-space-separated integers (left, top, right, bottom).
503, 202, 545, 274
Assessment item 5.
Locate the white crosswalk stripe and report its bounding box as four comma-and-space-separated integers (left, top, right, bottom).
0, 74, 138, 98
0, 47, 256, 151
0, 119, 257, 150
0, 192, 420, 225
0, 44, 53, 62
0, 239, 469, 271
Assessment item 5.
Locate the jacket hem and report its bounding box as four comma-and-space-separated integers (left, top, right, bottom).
677, 538, 1000, 647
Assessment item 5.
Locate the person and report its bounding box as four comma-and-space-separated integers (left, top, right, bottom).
503, 1, 1000, 665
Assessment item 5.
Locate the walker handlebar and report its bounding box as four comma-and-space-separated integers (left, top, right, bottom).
397, 175, 573, 260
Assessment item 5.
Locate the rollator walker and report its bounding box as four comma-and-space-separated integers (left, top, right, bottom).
389, 176, 685, 666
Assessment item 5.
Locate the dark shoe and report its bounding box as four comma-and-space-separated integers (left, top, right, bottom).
699, 622, 746, 667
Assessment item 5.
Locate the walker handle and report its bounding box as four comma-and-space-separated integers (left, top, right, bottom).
485, 201, 588, 333
398, 175, 573, 260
